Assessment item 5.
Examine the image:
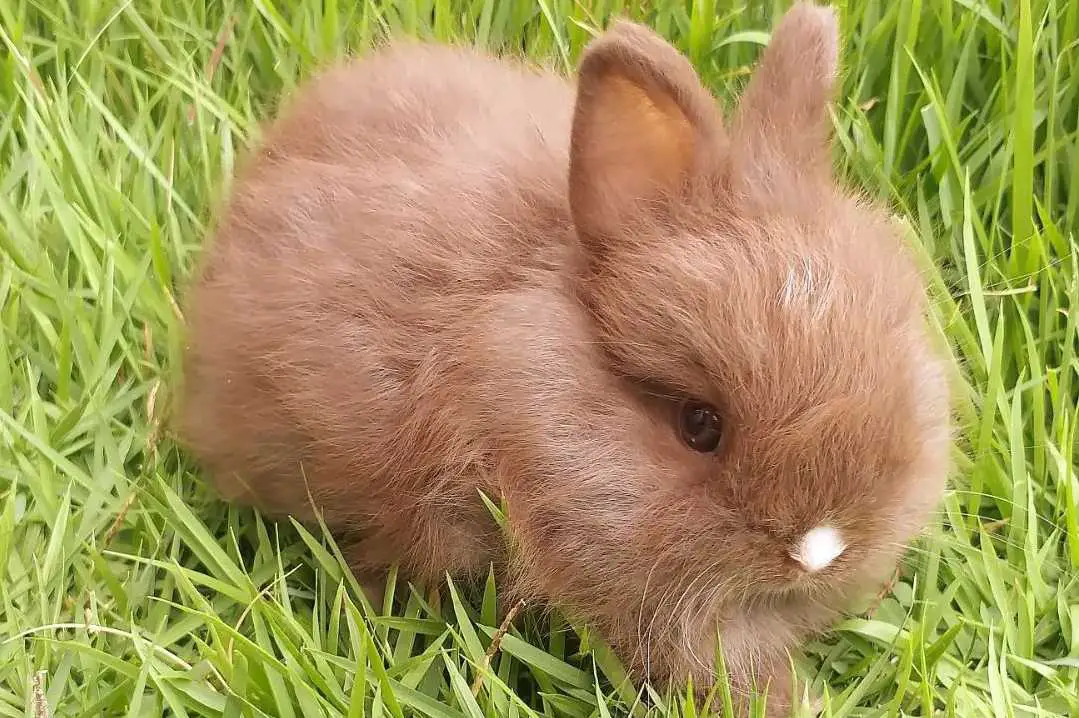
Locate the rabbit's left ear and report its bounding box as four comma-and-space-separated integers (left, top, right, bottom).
569, 21, 725, 253
731, 2, 840, 186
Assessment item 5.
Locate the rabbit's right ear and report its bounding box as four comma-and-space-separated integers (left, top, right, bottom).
731, 2, 840, 189
569, 21, 725, 256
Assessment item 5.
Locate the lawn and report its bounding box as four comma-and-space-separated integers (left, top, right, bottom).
0, 0, 1077, 716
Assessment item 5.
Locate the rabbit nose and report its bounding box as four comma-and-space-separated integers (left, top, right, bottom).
790, 526, 845, 572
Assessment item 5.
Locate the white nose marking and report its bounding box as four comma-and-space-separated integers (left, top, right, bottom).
792, 526, 846, 572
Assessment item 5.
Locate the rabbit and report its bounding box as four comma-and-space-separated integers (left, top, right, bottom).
177, 2, 953, 714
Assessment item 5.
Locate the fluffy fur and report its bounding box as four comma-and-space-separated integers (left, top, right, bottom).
177, 3, 952, 714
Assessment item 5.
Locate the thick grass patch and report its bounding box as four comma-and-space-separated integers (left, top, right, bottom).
0, 0, 1076, 716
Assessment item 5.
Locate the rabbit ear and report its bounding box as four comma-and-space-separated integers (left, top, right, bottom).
732, 2, 840, 186
569, 21, 724, 253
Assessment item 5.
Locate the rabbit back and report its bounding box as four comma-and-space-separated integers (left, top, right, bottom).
179, 42, 578, 578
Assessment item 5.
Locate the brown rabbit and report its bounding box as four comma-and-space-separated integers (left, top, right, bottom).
178, 2, 952, 714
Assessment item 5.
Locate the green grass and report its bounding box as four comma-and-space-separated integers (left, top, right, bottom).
0, 0, 1076, 715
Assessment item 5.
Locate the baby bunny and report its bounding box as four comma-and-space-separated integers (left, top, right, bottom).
178, 2, 952, 714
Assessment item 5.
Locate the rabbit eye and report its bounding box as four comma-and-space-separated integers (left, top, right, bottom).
677, 400, 723, 453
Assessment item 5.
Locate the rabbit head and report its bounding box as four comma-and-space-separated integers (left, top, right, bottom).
564, 2, 952, 609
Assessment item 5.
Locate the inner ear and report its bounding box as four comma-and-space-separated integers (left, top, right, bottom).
587, 72, 696, 191
568, 21, 724, 251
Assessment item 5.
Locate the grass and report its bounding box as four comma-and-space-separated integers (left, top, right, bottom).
0, 0, 1076, 715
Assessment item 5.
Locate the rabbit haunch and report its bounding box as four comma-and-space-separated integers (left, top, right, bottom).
178, 2, 952, 715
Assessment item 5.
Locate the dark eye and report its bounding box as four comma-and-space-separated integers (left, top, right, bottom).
678, 400, 723, 453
